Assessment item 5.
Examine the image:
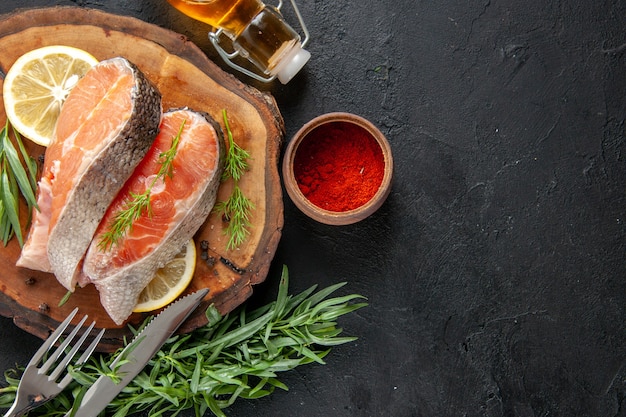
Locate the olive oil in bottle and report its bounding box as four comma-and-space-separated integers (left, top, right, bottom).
167, 0, 310, 84
166, 0, 263, 37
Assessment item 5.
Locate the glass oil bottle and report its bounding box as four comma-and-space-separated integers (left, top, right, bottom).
167, 0, 310, 84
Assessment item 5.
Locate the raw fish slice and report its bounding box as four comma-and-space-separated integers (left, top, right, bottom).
16, 179, 53, 272
82, 108, 224, 325
17, 57, 162, 292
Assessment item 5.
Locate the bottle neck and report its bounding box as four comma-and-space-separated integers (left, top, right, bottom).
232, 6, 309, 82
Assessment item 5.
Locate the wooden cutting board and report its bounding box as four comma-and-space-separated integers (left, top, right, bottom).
0, 6, 284, 352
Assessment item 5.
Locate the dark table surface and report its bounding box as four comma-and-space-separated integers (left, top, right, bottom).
1, 1, 625, 416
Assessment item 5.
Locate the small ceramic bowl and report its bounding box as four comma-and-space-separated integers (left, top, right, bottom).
282, 112, 393, 225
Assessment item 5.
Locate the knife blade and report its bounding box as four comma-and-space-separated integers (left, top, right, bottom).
65, 288, 209, 417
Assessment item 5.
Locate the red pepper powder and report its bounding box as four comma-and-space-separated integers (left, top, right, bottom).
293, 121, 385, 212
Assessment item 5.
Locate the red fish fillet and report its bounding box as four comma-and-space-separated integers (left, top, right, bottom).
82, 108, 224, 325
17, 57, 162, 292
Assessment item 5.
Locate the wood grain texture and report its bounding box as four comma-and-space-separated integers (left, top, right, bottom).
0, 6, 284, 352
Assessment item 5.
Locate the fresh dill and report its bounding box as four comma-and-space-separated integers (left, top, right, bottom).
214, 184, 254, 249
220, 110, 250, 183
98, 119, 186, 251
213, 109, 254, 250
0, 266, 367, 417
0, 120, 38, 247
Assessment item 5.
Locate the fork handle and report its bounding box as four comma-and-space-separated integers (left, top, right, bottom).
3, 401, 25, 417
3, 395, 48, 417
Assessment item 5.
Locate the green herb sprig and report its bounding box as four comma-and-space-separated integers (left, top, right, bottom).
98, 120, 186, 251
0, 120, 38, 246
0, 266, 367, 417
213, 109, 254, 250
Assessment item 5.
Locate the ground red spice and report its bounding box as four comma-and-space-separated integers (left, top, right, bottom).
293, 121, 385, 212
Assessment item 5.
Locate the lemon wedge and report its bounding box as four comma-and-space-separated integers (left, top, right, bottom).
2, 45, 99, 146
133, 239, 197, 313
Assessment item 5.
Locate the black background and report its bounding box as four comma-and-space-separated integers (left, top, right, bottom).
1, 1, 625, 416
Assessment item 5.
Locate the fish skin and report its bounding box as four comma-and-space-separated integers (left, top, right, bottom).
82, 108, 224, 325
46, 57, 162, 292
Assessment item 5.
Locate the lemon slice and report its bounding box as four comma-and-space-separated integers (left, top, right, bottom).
2, 45, 99, 146
133, 239, 198, 313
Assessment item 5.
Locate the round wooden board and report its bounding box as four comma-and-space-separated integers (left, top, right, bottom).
0, 6, 284, 352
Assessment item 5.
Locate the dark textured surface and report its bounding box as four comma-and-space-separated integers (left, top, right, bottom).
1, 1, 625, 416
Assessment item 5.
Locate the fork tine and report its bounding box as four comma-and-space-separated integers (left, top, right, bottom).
28, 307, 79, 367
47, 318, 94, 382
58, 327, 105, 388
39, 314, 89, 375
76, 327, 105, 365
